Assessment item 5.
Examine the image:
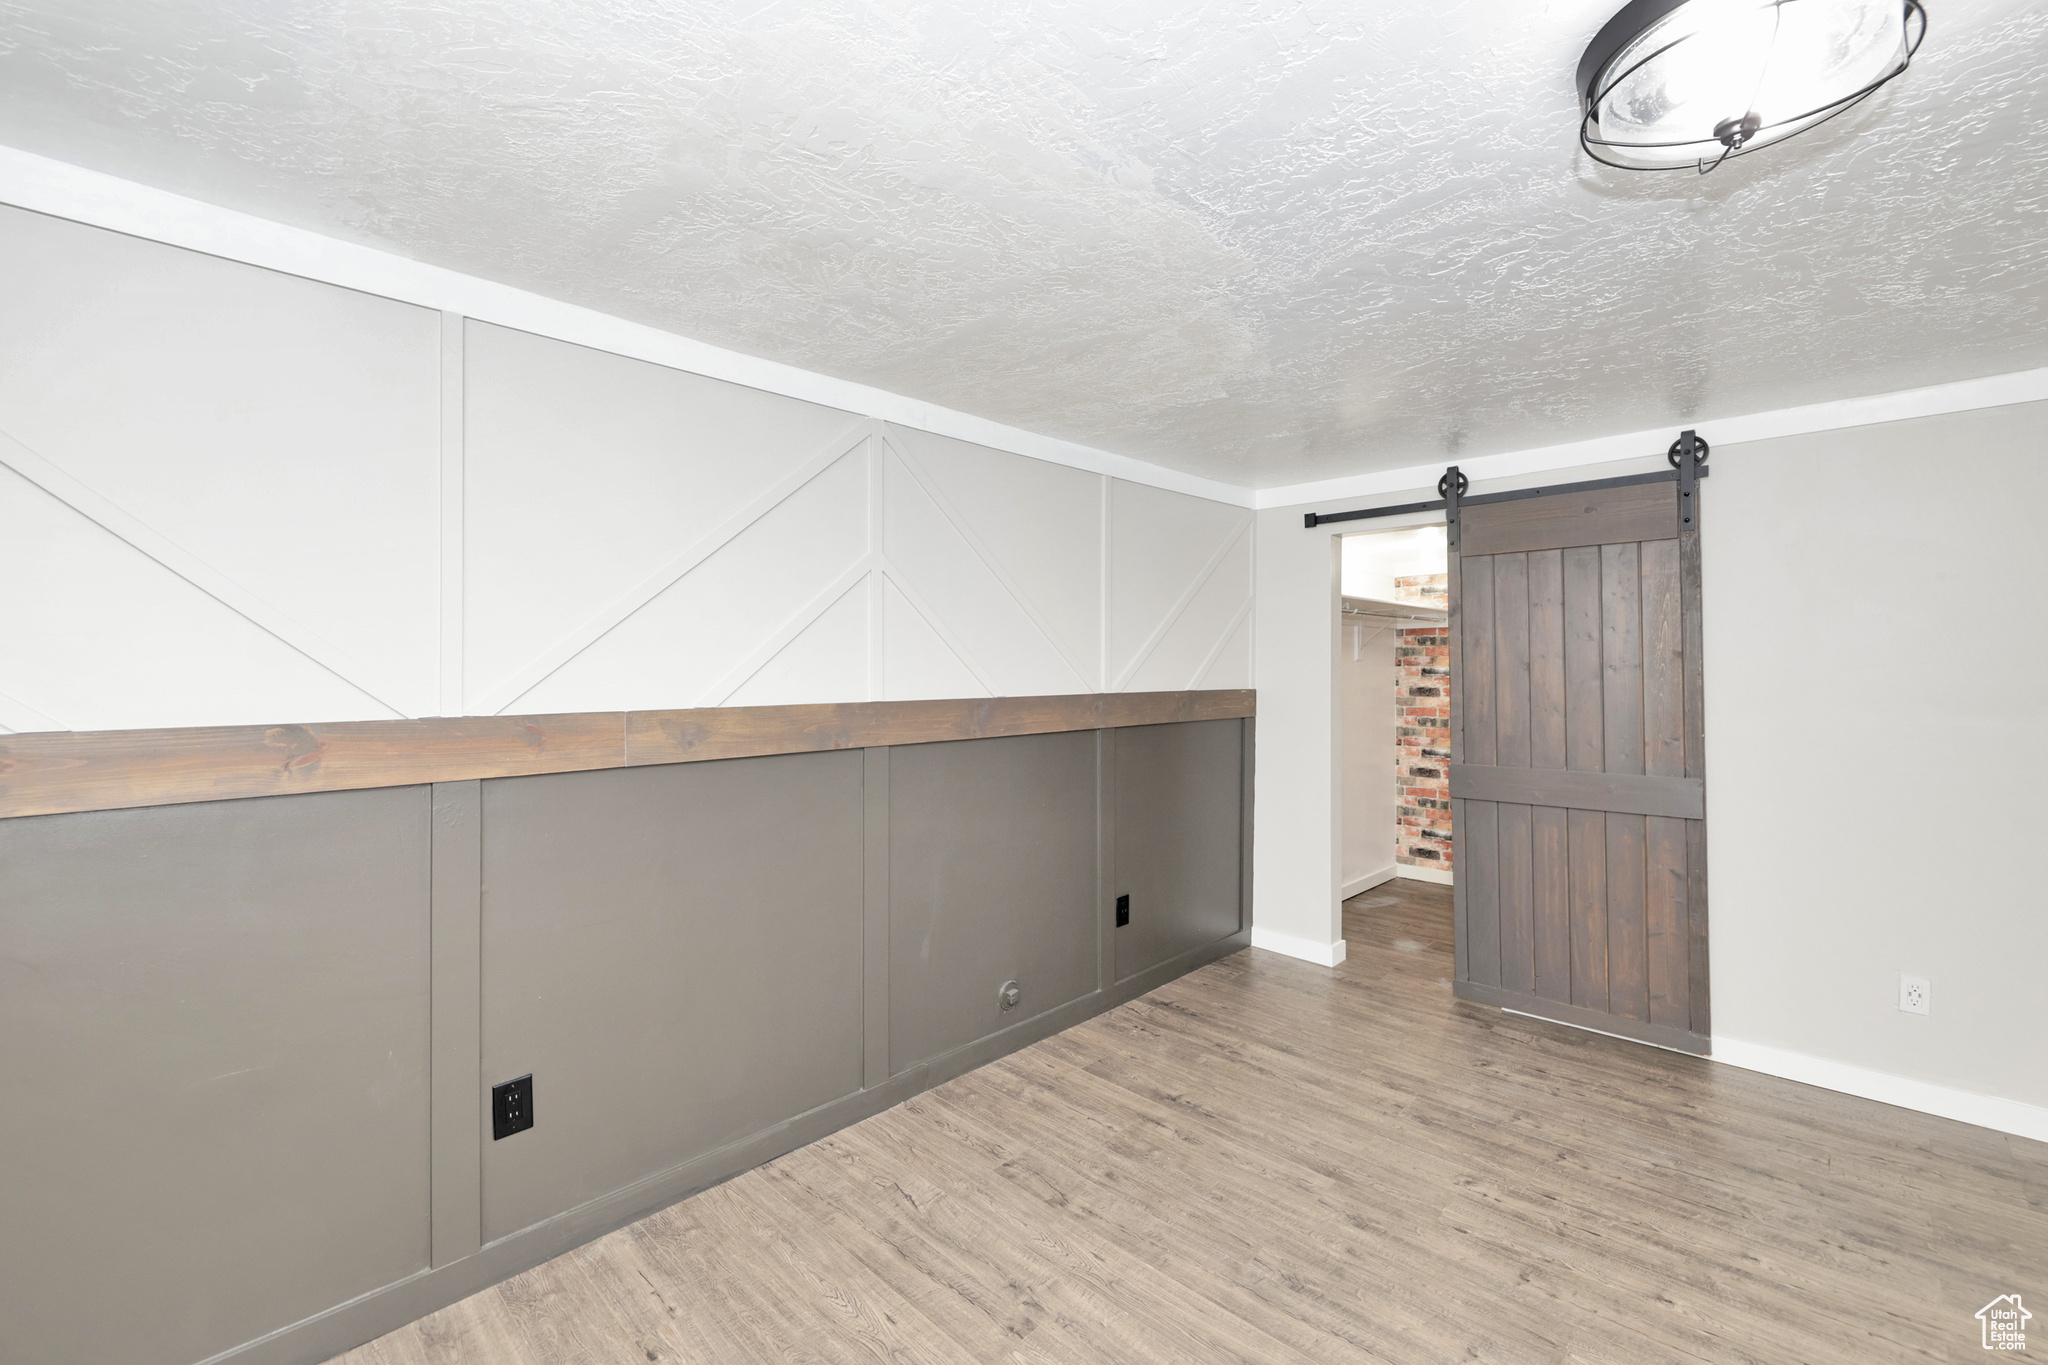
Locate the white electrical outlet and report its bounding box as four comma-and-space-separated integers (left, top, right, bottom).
1899, 974, 1931, 1015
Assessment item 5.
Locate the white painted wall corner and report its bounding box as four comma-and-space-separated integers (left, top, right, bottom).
1250, 926, 1348, 968
1340, 865, 1398, 900
1712, 1037, 2048, 1144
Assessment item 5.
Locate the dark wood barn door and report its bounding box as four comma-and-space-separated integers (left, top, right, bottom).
1448, 469, 1709, 1054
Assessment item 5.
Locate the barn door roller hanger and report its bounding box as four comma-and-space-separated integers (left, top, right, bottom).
1302, 429, 1709, 531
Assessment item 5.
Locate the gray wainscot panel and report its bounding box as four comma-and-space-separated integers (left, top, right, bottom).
478, 751, 866, 1242
0, 715, 1254, 1365
1114, 719, 1247, 981
888, 730, 1100, 1072
0, 789, 433, 1365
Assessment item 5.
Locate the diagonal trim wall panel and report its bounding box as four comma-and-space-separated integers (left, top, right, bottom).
0, 207, 1256, 734
0, 207, 444, 720
460, 322, 866, 703
879, 445, 1090, 697
498, 446, 868, 716
1109, 477, 1253, 691
883, 424, 1103, 684
1189, 598, 1254, 691
476, 423, 873, 714
697, 560, 877, 707
877, 561, 1003, 697
882, 429, 1096, 688
724, 587, 871, 708
878, 574, 988, 700
0, 686, 62, 734
0, 427, 410, 717
1115, 519, 1252, 691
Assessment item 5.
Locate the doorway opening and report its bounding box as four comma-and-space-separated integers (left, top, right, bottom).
1337, 524, 1450, 902
1311, 448, 1709, 1052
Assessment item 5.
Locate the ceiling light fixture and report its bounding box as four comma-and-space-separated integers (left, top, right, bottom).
1578, 0, 1926, 173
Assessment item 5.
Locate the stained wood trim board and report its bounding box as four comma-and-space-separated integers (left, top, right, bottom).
1447, 764, 1705, 819
1459, 481, 1678, 556
0, 690, 1256, 820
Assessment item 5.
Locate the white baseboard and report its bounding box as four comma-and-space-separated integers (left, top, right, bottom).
1712, 1038, 2048, 1144
1250, 927, 1348, 968
1395, 864, 1454, 886
1341, 865, 1399, 899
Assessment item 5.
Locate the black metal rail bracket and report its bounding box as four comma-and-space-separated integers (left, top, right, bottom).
1442, 464, 1463, 553
1302, 430, 1710, 531
1670, 428, 1707, 531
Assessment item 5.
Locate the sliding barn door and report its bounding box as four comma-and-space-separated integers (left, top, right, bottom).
1449, 478, 1708, 1053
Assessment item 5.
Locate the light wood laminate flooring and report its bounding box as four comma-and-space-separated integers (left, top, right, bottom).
339, 880, 2045, 1363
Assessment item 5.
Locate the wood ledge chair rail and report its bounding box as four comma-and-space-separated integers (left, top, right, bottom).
0, 690, 1256, 820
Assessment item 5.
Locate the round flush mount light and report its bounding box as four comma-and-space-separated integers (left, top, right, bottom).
1578, 0, 1927, 173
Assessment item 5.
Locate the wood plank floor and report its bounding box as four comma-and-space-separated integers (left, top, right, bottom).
338, 881, 2046, 1364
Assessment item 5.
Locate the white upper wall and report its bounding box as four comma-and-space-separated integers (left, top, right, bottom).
0, 205, 1252, 734
1254, 400, 2048, 1135
1702, 402, 2048, 1114
1340, 525, 1446, 600
1339, 618, 1396, 896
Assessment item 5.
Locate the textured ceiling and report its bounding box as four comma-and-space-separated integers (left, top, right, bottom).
0, 0, 2042, 488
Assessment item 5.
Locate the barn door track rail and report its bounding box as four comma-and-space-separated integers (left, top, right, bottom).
1302, 430, 1710, 530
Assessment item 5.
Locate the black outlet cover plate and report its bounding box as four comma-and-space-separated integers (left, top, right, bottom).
493, 1074, 534, 1140
1115, 894, 1130, 927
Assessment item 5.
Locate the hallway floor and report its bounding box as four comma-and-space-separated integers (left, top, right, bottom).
340, 880, 2046, 1363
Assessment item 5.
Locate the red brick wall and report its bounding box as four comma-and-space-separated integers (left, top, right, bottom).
1395, 573, 1447, 612
1394, 573, 1452, 871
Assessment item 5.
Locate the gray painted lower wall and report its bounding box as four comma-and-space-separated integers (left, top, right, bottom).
0, 720, 1251, 1365
1114, 719, 1247, 981
479, 753, 868, 1241
889, 730, 1101, 1071
0, 789, 434, 1365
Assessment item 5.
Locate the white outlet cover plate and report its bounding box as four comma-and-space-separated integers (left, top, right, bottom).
1899, 974, 1931, 1015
